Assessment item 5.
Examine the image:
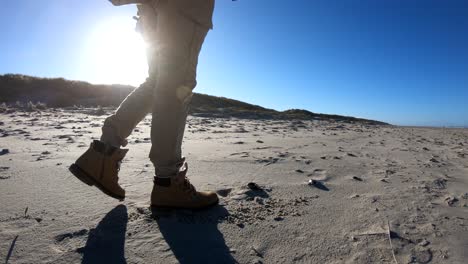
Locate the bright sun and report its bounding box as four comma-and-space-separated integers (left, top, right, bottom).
83, 16, 148, 86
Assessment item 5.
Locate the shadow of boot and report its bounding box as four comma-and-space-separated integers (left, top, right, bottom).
81, 205, 128, 264
151, 205, 237, 264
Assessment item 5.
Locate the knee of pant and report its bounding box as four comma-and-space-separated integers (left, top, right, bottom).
154, 83, 194, 106
176, 84, 194, 106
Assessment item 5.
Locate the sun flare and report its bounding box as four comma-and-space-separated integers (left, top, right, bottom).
83, 16, 148, 86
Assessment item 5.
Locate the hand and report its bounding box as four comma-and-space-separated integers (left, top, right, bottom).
108, 0, 148, 6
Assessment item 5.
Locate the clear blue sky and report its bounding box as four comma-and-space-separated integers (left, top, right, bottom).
1, 0, 467, 127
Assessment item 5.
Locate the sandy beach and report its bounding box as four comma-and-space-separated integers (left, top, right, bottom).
1, 106, 467, 263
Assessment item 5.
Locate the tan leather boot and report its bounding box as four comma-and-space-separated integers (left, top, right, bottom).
151, 162, 219, 209
69, 140, 128, 201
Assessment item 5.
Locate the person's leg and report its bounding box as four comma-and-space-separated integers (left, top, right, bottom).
149, 2, 218, 209
69, 4, 159, 200
149, 3, 207, 176
100, 77, 154, 147
70, 67, 154, 201
101, 4, 159, 148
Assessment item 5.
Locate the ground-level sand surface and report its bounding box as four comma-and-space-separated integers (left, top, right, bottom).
1, 107, 467, 263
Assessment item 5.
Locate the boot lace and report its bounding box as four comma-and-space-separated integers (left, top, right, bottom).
181, 177, 196, 195
176, 161, 197, 196
116, 159, 123, 172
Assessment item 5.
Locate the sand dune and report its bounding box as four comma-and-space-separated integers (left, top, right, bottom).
1, 105, 467, 263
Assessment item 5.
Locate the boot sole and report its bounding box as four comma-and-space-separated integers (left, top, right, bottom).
69, 163, 125, 201
150, 198, 219, 211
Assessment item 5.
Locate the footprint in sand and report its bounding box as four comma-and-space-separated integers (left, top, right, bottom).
0, 149, 10, 155
0, 174, 11, 180
216, 188, 233, 197
307, 169, 329, 181
54, 229, 88, 243
255, 156, 280, 165
230, 152, 250, 158
320, 155, 342, 160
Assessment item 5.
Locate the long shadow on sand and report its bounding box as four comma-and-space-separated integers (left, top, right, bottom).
81, 205, 128, 264
152, 205, 236, 264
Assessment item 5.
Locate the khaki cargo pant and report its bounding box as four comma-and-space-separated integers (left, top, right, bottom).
100, 2, 209, 177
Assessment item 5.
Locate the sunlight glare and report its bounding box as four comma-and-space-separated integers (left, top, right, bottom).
84, 16, 148, 86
